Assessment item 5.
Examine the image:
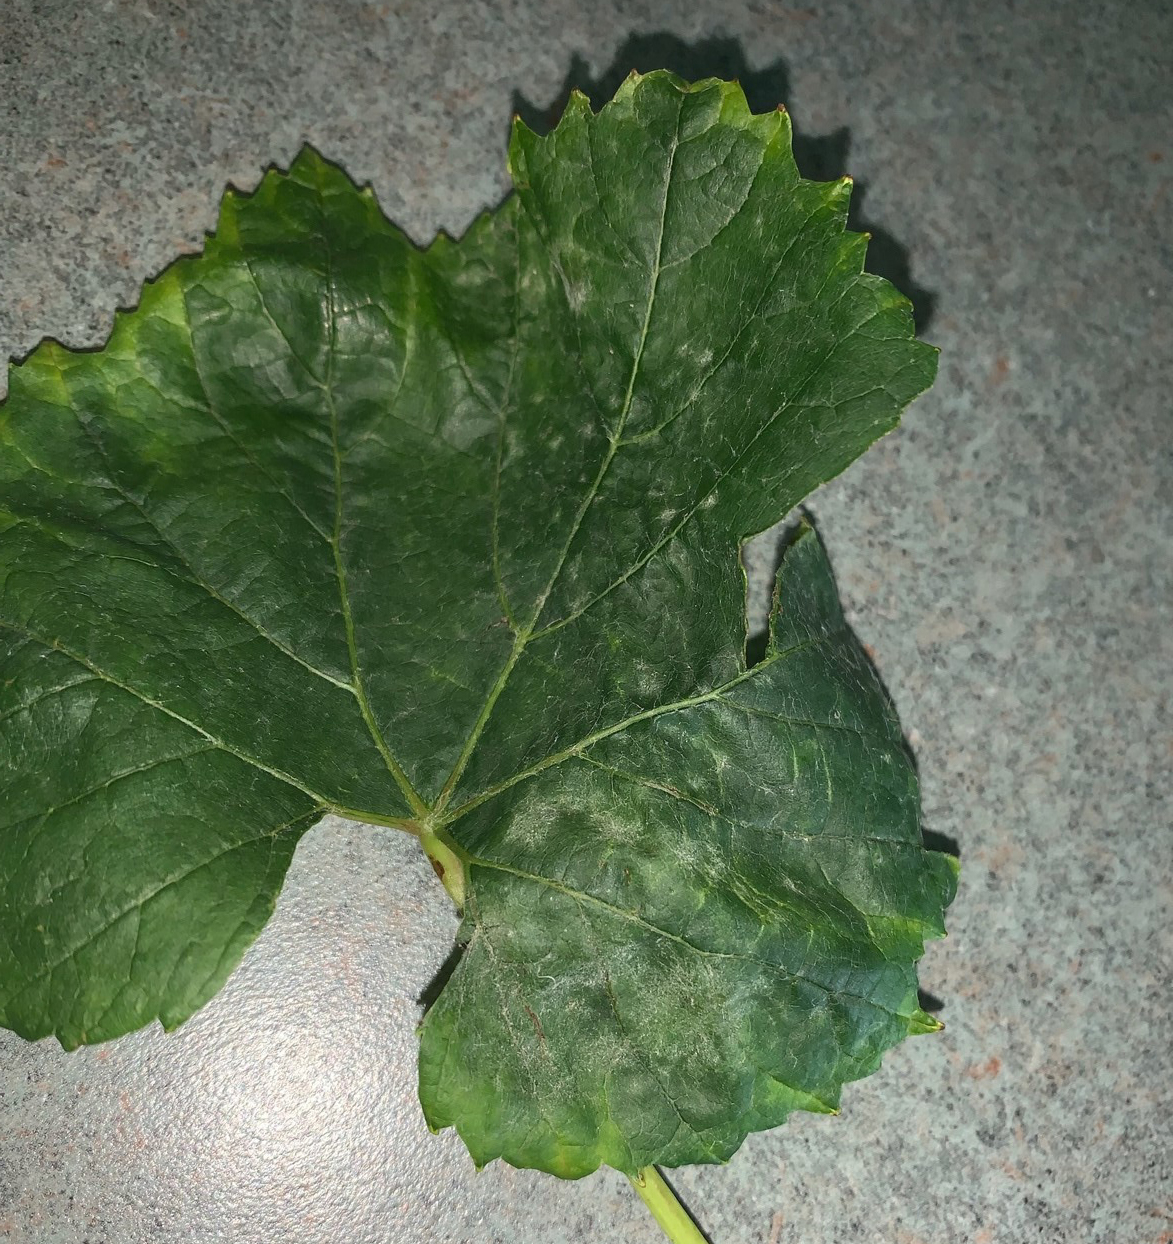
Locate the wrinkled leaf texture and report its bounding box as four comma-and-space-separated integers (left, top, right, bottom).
0, 72, 955, 1178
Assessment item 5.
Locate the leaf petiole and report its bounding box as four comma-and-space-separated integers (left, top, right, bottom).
628, 1166, 709, 1244
419, 828, 466, 908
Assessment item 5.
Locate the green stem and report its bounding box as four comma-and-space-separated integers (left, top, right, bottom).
628, 1167, 709, 1244
419, 828, 466, 909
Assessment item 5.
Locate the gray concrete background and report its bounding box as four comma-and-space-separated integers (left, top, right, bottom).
1, 1, 1170, 1241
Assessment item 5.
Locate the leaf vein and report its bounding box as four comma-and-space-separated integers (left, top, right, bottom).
9, 494, 352, 693
576, 755, 915, 849
5, 744, 218, 840
0, 675, 99, 728
173, 285, 334, 543
0, 619, 334, 807
432, 101, 686, 813
445, 633, 827, 821
533, 283, 866, 640
311, 170, 429, 819
468, 853, 905, 1021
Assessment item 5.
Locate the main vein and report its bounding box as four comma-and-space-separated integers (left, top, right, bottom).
430, 106, 685, 817
328, 400, 428, 819
313, 172, 429, 819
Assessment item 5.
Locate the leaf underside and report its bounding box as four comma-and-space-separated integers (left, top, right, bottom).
0, 72, 954, 1178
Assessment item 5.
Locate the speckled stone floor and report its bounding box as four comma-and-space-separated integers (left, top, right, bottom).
1, 2, 1170, 1242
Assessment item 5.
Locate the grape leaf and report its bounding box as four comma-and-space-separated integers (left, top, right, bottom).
0, 71, 954, 1178
418, 523, 957, 1176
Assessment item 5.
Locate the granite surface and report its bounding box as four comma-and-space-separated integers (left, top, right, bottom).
1, 1, 1170, 1241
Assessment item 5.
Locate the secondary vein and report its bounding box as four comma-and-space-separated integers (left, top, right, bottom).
442, 633, 826, 822
463, 851, 905, 1021
38, 361, 350, 692
0, 618, 333, 808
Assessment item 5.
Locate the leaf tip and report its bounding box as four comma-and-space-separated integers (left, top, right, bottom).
909, 1008, 946, 1035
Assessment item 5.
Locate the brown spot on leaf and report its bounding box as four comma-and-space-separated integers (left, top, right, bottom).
523, 1003, 545, 1044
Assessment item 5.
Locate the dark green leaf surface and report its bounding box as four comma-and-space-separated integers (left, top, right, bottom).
0, 72, 952, 1174
420, 527, 956, 1176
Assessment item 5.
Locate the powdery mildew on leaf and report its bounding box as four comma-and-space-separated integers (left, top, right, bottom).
0, 71, 953, 1178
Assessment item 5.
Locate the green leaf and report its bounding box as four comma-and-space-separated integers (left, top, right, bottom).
419, 523, 957, 1176
0, 71, 953, 1176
